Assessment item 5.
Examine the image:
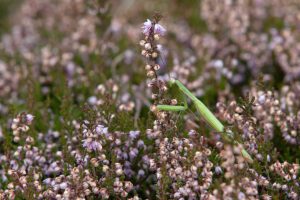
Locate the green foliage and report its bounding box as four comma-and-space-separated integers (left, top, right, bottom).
0, 0, 21, 36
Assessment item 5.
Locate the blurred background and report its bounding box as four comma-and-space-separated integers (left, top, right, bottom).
1, 0, 299, 124
1, 1, 300, 199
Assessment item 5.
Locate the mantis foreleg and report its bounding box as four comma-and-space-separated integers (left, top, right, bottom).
157, 79, 253, 163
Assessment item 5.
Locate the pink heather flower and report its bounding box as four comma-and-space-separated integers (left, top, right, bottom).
142, 19, 166, 36
59, 182, 68, 190
138, 169, 145, 177
88, 96, 97, 105
215, 166, 223, 174
156, 44, 163, 52
154, 23, 166, 36
43, 178, 51, 185
82, 138, 102, 151
95, 125, 108, 136
142, 19, 152, 36
129, 130, 139, 140
26, 114, 34, 124
129, 148, 138, 160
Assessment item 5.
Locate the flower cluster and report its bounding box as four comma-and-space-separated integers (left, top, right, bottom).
142, 19, 166, 37
156, 136, 213, 199
0, 0, 300, 199
140, 17, 175, 133
11, 113, 34, 143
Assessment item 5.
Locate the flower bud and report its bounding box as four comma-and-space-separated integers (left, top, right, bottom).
144, 43, 151, 50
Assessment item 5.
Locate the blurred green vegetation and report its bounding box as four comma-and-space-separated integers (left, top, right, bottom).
0, 0, 21, 36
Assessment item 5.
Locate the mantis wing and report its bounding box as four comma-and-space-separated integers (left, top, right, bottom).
174, 80, 224, 132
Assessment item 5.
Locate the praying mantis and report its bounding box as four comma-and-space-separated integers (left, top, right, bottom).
157, 79, 253, 163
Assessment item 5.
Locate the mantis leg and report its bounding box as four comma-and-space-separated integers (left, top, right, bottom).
174, 79, 253, 163
170, 79, 224, 132
157, 81, 188, 112
157, 105, 187, 111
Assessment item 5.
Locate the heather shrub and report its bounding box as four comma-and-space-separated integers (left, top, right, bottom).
0, 0, 300, 199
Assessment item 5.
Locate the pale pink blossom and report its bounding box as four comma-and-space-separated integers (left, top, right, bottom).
142, 19, 166, 36
154, 23, 166, 36
142, 19, 152, 36
82, 138, 102, 151
26, 114, 34, 124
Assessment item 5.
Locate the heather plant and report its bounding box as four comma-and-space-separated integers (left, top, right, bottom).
0, 0, 300, 199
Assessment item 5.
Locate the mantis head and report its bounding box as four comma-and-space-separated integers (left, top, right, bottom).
168, 78, 176, 87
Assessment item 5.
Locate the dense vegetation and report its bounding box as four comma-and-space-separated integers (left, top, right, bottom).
0, 1, 300, 199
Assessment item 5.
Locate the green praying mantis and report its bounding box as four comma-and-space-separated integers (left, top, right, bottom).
157, 79, 253, 163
